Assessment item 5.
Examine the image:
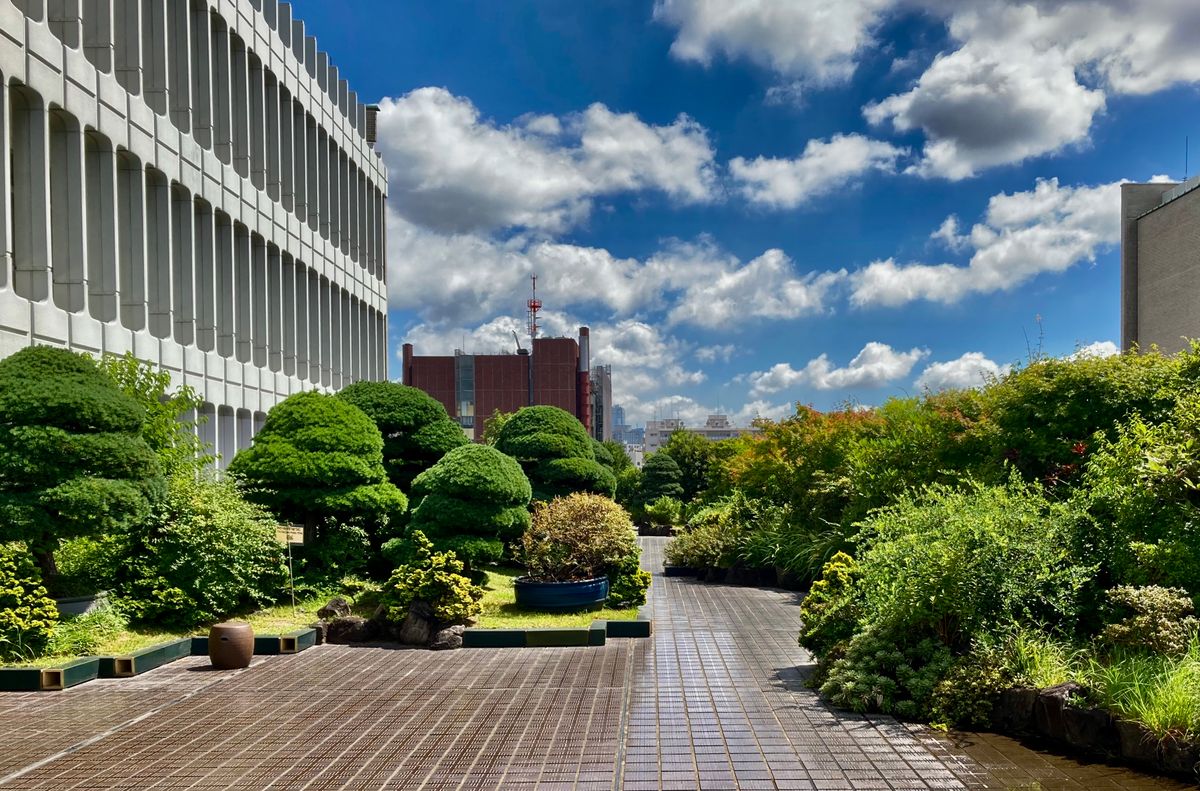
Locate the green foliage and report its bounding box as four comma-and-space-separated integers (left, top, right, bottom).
607, 553, 651, 607
591, 438, 614, 468
43, 606, 127, 658
663, 496, 748, 568
928, 650, 1011, 728
991, 626, 1082, 688
0, 542, 57, 661
644, 496, 682, 528
228, 392, 407, 567
380, 531, 482, 624
638, 452, 684, 505
521, 493, 640, 582
799, 552, 862, 658
407, 444, 532, 571
1085, 636, 1200, 740
818, 624, 955, 719
855, 481, 1093, 647
601, 441, 633, 474
1101, 586, 1199, 656
614, 466, 641, 510
495, 406, 614, 499
481, 409, 513, 446
117, 474, 288, 628
98, 352, 210, 476
0, 346, 162, 588
336, 381, 468, 491
660, 430, 715, 501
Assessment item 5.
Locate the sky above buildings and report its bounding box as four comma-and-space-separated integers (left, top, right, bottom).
291, 0, 1200, 426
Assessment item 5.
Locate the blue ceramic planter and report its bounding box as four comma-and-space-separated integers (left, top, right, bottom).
514, 576, 609, 610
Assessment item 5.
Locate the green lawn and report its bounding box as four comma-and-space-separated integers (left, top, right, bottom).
475, 566, 640, 629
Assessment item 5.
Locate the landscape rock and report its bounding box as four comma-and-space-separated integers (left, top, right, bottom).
430, 625, 465, 650
1115, 719, 1159, 767
992, 687, 1037, 733
1062, 705, 1115, 753
1158, 734, 1200, 777
1033, 682, 1084, 742
317, 596, 353, 620
397, 601, 437, 646
324, 615, 375, 644
312, 621, 327, 645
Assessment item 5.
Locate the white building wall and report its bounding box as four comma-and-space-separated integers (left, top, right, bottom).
0, 0, 389, 466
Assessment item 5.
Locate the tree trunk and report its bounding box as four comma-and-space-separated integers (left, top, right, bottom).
31, 535, 59, 593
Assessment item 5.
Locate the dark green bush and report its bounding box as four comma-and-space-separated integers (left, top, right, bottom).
0, 542, 58, 661
495, 406, 615, 499
336, 381, 468, 491
818, 624, 954, 718
644, 496, 682, 528
608, 554, 652, 608
117, 474, 288, 628
660, 430, 716, 502
228, 391, 407, 569
0, 346, 162, 590
637, 452, 684, 506
380, 531, 482, 624
406, 444, 532, 571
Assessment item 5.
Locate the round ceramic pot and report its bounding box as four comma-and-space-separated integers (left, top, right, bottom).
513, 576, 609, 610
209, 621, 254, 669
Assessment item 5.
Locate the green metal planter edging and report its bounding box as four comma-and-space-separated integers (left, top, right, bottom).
190, 628, 318, 657
462, 619, 652, 648
98, 638, 192, 678
0, 656, 100, 691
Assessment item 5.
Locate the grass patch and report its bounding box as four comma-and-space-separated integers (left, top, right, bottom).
475, 566, 640, 629
1085, 636, 1200, 740
1, 597, 332, 668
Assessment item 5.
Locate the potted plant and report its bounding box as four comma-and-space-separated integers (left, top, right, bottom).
516, 493, 640, 610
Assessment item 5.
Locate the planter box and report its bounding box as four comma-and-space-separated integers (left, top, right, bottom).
98, 638, 192, 678
663, 565, 698, 577
54, 591, 110, 617
0, 657, 100, 691
189, 628, 318, 657
513, 577, 609, 610
604, 619, 652, 638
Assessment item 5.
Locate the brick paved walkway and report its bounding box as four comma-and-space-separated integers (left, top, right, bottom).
0, 537, 1189, 790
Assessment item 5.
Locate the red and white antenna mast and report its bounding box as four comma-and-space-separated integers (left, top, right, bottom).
527, 274, 542, 340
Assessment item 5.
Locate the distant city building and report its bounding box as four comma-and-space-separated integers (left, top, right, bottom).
402, 327, 593, 442
644, 414, 760, 454
0, 0, 389, 467
1121, 178, 1200, 353
589, 364, 613, 442
611, 405, 627, 441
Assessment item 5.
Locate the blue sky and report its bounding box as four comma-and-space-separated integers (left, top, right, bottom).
292, 0, 1200, 426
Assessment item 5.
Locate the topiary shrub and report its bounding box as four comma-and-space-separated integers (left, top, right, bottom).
228, 391, 407, 574
116, 474, 288, 628
637, 452, 685, 507
0, 542, 58, 661
380, 531, 482, 625
1101, 585, 1200, 656
336, 381, 468, 491
495, 406, 615, 500
644, 496, 682, 529
799, 551, 863, 659
402, 444, 532, 572
0, 346, 162, 591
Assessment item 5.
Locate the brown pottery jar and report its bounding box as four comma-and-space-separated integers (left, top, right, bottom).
209, 621, 254, 669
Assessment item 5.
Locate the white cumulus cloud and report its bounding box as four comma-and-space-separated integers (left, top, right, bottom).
730, 134, 906, 209
374, 87, 718, 234
748, 342, 928, 395
850, 177, 1122, 307
1068, 340, 1120, 359
915, 352, 1011, 392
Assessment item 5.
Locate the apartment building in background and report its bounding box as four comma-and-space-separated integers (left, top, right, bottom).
0, 0, 389, 465
401, 327, 593, 442
644, 413, 760, 454
1121, 178, 1200, 353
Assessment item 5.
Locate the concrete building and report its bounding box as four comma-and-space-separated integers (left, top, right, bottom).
0, 0, 389, 465
1121, 178, 1200, 353
644, 414, 760, 454
402, 327, 593, 442
589, 364, 612, 442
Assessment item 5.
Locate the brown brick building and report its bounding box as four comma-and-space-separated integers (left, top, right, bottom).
401, 328, 593, 441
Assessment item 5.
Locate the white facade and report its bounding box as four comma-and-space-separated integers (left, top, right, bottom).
644, 414, 760, 454
0, 0, 389, 465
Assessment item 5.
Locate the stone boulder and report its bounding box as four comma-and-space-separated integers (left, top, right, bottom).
430, 625, 465, 651
317, 596, 353, 620
1033, 682, 1085, 742
397, 601, 437, 646
324, 615, 376, 644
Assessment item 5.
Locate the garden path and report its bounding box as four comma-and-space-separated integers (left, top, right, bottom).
0, 538, 1189, 790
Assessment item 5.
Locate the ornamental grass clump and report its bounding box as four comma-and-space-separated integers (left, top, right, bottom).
521, 493, 650, 606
